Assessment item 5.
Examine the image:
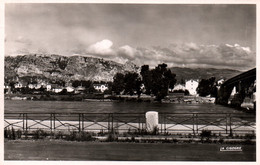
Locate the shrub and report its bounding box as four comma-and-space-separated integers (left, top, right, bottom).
218, 138, 224, 143
200, 130, 212, 142
4, 128, 11, 139
65, 131, 93, 141
77, 132, 93, 141
33, 129, 48, 139
200, 130, 211, 138
106, 133, 118, 142
151, 126, 159, 135
98, 129, 105, 136
65, 131, 77, 141
16, 129, 22, 139
4, 127, 22, 140
245, 131, 256, 140
54, 131, 64, 139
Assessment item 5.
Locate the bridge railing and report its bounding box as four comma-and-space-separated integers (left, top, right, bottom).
4, 113, 255, 136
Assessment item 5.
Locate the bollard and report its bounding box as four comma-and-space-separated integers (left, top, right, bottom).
146, 111, 159, 133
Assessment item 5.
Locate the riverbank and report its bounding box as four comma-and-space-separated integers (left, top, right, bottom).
4, 93, 217, 103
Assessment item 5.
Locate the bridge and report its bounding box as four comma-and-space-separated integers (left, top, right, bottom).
217, 68, 256, 109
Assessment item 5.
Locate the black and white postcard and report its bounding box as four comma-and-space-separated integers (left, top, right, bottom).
1, 0, 258, 164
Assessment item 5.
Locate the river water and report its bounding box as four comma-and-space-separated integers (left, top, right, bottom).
5, 100, 248, 114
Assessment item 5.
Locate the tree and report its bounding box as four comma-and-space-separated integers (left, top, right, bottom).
124, 72, 142, 96
112, 73, 125, 95
87, 85, 97, 94
141, 63, 177, 101
180, 78, 185, 85
103, 82, 113, 95
173, 89, 190, 96
197, 77, 216, 97
72, 80, 81, 88
140, 65, 152, 95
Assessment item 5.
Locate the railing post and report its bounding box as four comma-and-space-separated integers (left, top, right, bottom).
25, 113, 28, 132
108, 114, 110, 132
142, 114, 144, 130
53, 113, 56, 131
78, 114, 81, 132
111, 114, 114, 133
192, 114, 195, 135
22, 113, 25, 132
138, 116, 141, 133
226, 114, 228, 134
82, 114, 84, 131
160, 114, 163, 134
196, 114, 198, 134
50, 113, 52, 132
164, 114, 166, 134
25, 113, 28, 138
229, 114, 232, 136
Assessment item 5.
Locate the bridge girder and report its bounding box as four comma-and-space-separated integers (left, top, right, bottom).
217, 68, 256, 105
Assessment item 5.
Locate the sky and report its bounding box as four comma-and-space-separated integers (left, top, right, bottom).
5, 3, 256, 71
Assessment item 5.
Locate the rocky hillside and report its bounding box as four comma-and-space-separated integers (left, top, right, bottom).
5, 54, 242, 84
5, 54, 139, 82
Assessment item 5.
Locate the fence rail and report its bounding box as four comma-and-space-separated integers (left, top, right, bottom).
4, 113, 256, 135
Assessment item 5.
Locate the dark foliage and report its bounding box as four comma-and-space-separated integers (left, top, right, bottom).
141, 63, 176, 101
197, 77, 217, 97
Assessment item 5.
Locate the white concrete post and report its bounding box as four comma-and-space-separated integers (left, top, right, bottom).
145, 111, 159, 132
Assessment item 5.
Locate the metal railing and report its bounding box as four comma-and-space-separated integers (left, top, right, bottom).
4, 113, 256, 135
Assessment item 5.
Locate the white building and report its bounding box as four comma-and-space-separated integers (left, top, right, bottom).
93, 84, 108, 93
28, 84, 36, 89
185, 79, 199, 95
46, 85, 52, 91
14, 82, 24, 88
52, 88, 63, 93
217, 78, 225, 85
172, 84, 186, 92
66, 86, 75, 93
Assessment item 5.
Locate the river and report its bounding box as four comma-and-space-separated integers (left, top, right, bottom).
5, 100, 248, 114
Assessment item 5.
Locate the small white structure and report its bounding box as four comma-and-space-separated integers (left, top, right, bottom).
28, 84, 35, 89
172, 84, 186, 92
66, 86, 75, 93
46, 85, 52, 91
145, 111, 159, 132
217, 78, 225, 85
93, 84, 108, 93
53, 88, 63, 93
14, 82, 23, 88
34, 84, 42, 89
230, 86, 237, 96
185, 79, 199, 95
4, 84, 10, 89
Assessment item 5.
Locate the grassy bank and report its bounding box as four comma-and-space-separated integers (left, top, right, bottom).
4, 140, 256, 161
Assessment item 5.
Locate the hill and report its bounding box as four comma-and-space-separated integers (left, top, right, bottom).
4, 54, 139, 83
4, 54, 242, 84
170, 67, 242, 82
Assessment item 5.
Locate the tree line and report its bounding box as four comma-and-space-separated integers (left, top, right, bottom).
6, 63, 221, 100
112, 63, 177, 101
